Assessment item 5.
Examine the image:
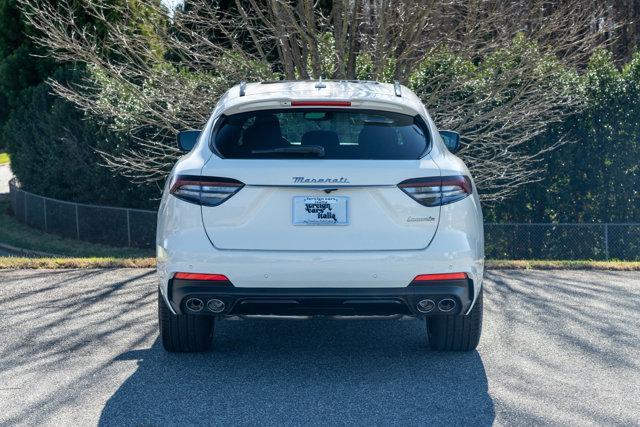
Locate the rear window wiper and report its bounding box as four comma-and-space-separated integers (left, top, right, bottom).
251, 145, 325, 157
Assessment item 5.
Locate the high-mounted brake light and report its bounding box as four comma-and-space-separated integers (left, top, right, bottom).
413, 273, 468, 282
174, 273, 229, 281
398, 175, 472, 207
291, 100, 351, 107
169, 175, 243, 206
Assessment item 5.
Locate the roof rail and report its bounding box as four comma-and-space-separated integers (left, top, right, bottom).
394, 81, 402, 97
239, 81, 247, 97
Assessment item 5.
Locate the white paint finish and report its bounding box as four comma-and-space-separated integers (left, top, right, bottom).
214, 81, 428, 118
200, 158, 442, 251
159, 195, 481, 291
157, 80, 483, 308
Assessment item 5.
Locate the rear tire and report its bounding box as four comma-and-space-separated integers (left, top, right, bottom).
158, 289, 214, 352
427, 287, 483, 351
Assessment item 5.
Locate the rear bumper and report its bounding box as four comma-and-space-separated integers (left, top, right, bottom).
168, 277, 474, 317
157, 196, 485, 314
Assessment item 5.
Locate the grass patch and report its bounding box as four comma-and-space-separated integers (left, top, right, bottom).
487, 259, 640, 270
0, 200, 154, 259
0, 151, 9, 165
0, 257, 155, 269
2, 256, 639, 270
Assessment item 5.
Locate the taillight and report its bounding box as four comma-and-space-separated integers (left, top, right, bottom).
169, 175, 243, 206
398, 175, 472, 207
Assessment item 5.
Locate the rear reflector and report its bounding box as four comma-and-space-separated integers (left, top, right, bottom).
413, 273, 468, 281
291, 100, 351, 107
174, 273, 229, 281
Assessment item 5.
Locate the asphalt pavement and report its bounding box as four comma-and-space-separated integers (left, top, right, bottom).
0, 269, 638, 426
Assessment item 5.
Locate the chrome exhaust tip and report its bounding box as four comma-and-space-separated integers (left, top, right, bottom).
417, 299, 435, 313
438, 298, 456, 312
185, 298, 204, 312
207, 299, 226, 313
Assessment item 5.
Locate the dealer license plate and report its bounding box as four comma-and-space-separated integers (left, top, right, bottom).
292, 196, 349, 225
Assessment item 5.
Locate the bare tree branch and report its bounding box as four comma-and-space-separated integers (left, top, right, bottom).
18, 0, 616, 201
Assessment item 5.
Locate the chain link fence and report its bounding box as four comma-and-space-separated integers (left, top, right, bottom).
8, 179, 640, 258
9, 179, 156, 249
485, 223, 640, 260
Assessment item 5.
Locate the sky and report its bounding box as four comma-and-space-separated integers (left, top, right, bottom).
162, 0, 183, 10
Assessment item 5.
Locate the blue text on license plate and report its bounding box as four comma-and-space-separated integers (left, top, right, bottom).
292, 196, 349, 225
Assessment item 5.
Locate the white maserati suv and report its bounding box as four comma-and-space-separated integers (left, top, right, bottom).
156, 80, 484, 352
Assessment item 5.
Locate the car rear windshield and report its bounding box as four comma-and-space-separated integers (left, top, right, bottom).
213, 109, 429, 159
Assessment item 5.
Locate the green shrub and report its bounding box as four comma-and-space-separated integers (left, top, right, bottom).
487, 50, 640, 223
4, 69, 158, 209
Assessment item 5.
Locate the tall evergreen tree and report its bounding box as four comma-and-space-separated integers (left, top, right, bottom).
0, 0, 55, 146
0, 0, 162, 208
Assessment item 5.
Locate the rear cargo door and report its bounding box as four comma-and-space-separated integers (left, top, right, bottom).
200, 107, 441, 251
200, 159, 441, 251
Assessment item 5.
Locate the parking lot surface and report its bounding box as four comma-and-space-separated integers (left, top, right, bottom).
0, 268, 639, 426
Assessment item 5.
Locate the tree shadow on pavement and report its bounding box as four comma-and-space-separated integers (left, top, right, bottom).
3, 268, 639, 425
480, 270, 640, 425
99, 317, 495, 426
